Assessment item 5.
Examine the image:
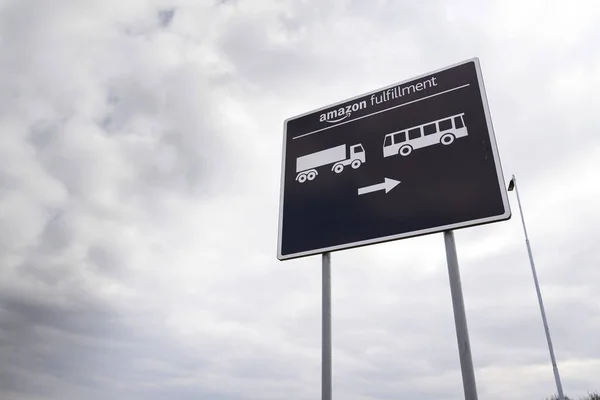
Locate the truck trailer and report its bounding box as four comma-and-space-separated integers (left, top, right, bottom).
295, 143, 366, 183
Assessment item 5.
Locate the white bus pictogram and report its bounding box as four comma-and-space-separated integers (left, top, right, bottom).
382, 113, 468, 158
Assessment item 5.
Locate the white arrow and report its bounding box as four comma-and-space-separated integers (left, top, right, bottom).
357, 177, 401, 195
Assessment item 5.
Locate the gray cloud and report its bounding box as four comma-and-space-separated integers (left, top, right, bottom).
1, 0, 600, 400
157, 9, 175, 28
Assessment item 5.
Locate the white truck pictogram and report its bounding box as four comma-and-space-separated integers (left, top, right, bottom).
295, 143, 366, 183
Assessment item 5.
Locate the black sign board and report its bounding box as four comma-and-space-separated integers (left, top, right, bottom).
277, 58, 511, 260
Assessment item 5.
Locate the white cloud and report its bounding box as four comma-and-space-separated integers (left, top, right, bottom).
1, 0, 600, 400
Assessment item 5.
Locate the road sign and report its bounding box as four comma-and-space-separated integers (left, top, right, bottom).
277, 57, 511, 260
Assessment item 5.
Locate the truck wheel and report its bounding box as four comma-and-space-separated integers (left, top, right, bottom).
297, 173, 307, 183
399, 145, 412, 156
351, 159, 362, 169
333, 164, 344, 174
307, 171, 316, 181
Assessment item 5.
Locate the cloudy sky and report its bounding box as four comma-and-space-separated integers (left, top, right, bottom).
1, 0, 599, 399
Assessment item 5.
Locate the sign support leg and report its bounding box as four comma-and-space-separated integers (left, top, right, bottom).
444, 231, 479, 400
322, 252, 332, 400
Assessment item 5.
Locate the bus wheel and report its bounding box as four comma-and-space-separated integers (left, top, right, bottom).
298, 174, 307, 183
333, 164, 344, 174
441, 133, 455, 145
399, 145, 412, 156
351, 159, 362, 169
307, 171, 316, 181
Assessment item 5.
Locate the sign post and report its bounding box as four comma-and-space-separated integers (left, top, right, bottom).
445, 230, 478, 400
277, 58, 511, 400
322, 252, 332, 400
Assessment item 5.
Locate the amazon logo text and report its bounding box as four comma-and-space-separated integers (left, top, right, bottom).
319, 100, 367, 124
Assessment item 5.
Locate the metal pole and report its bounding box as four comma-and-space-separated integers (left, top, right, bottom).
444, 230, 479, 400
322, 252, 332, 400
511, 175, 565, 400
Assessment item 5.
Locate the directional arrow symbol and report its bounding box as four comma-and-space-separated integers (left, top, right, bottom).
357, 177, 401, 195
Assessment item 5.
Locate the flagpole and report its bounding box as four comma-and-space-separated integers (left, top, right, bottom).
508, 174, 565, 400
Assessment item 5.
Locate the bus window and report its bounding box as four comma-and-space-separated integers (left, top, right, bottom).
438, 118, 452, 131
393, 132, 406, 144
454, 115, 464, 128
408, 127, 421, 140
423, 123, 437, 135
384, 135, 392, 147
